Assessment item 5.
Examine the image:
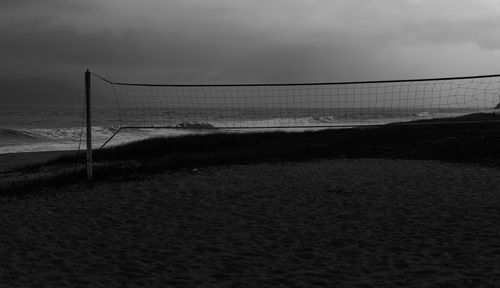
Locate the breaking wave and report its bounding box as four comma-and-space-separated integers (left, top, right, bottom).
173, 116, 341, 129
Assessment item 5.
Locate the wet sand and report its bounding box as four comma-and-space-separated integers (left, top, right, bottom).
1, 159, 500, 287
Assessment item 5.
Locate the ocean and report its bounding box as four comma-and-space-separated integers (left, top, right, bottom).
0, 106, 483, 154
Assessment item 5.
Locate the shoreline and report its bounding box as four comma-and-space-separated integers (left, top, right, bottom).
2, 114, 500, 196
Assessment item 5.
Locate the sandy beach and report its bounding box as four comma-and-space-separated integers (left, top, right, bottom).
1, 157, 500, 287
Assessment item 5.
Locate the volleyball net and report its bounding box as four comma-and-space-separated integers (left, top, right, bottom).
91, 72, 500, 130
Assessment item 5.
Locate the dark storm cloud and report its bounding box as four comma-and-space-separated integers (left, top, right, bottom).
1, 27, 155, 65
0, 78, 80, 106
1, 0, 500, 105
0, 0, 92, 12
403, 18, 500, 50
0, 0, 73, 8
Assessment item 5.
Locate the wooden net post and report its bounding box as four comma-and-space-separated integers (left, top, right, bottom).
85, 69, 93, 181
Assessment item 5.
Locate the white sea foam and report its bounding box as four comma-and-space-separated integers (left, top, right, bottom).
0, 126, 208, 154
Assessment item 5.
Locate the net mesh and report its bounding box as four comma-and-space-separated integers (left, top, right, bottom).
94, 73, 500, 130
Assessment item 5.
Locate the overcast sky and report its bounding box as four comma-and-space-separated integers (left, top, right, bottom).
2, 0, 500, 105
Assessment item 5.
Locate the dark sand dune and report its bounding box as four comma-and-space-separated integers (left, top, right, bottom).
0, 150, 73, 173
